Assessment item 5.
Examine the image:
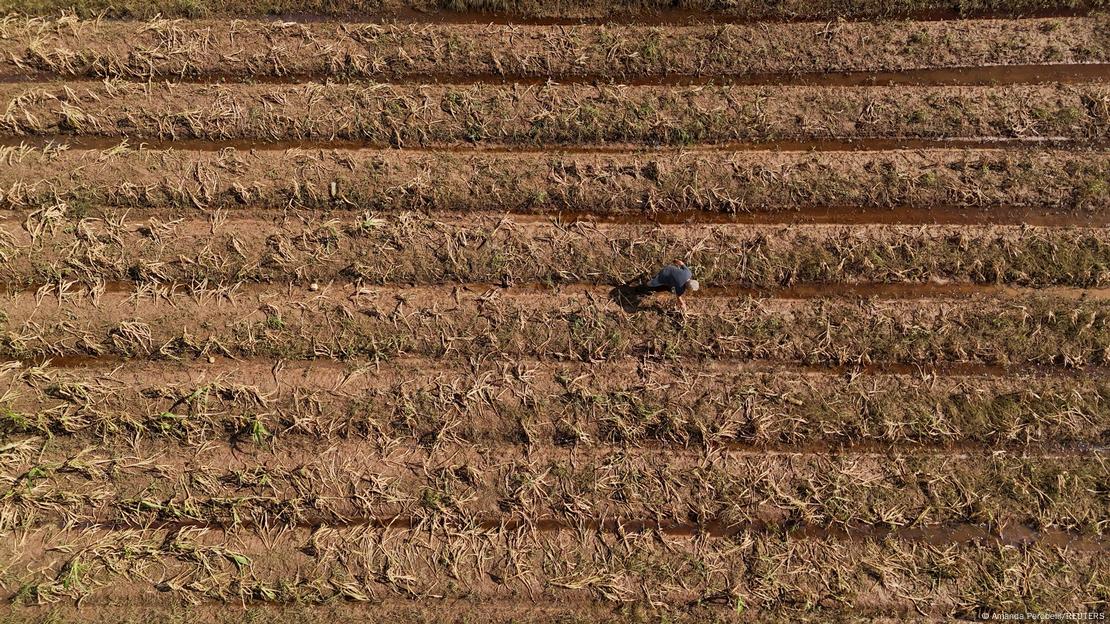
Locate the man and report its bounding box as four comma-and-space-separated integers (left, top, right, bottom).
647, 259, 700, 311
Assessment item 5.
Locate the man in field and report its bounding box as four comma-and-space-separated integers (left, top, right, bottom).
647, 259, 700, 311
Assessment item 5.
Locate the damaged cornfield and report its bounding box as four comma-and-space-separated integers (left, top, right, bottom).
0, 1, 1108, 623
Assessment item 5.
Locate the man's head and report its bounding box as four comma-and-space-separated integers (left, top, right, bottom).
687, 279, 700, 292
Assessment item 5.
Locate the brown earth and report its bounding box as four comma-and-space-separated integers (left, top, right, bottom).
2, 16, 1107, 81
1, 5, 1108, 623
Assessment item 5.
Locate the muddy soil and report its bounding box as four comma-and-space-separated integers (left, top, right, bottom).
2, 145, 1107, 215
2, 81, 1107, 145
2, 16, 1107, 81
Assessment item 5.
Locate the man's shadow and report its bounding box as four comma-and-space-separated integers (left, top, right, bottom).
609, 283, 669, 313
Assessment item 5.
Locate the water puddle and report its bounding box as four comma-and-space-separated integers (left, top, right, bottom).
704, 439, 1106, 458
3, 352, 1106, 379
766, 283, 1108, 300
522, 205, 1110, 227
13, 354, 125, 368
699, 360, 1110, 378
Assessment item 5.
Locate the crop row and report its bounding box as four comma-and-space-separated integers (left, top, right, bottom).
3, 358, 1108, 447
2, 146, 1107, 214
3, 82, 1107, 145
2, 16, 1106, 81
0, 522, 1101, 616
2, 433, 1107, 537
2, 287, 1109, 366
5, 217, 1110, 289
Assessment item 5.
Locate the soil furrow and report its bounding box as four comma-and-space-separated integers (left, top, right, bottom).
520, 205, 1110, 226
3, 82, 1107, 146
0, 603, 630, 624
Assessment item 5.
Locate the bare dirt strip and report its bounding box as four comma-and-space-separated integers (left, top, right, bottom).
1, 3, 1108, 622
